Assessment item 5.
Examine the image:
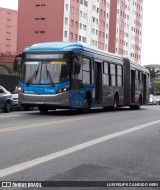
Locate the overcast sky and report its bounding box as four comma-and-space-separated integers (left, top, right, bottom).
0, 0, 159, 66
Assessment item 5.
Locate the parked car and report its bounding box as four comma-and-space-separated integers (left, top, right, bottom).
11, 86, 34, 111
0, 85, 12, 113
154, 95, 160, 105
149, 94, 157, 105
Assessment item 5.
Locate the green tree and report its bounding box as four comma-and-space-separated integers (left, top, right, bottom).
13, 56, 21, 74
146, 66, 160, 94
0, 64, 13, 74
146, 67, 160, 82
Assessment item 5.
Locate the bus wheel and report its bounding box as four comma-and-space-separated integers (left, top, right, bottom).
38, 107, 48, 113
130, 100, 141, 110
83, 98, 91, 114
112, 95, 118, 111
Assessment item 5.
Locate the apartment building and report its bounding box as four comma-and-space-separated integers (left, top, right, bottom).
0, 7, 17, 56
0, 7, 17, 72
17, 0, 143, 63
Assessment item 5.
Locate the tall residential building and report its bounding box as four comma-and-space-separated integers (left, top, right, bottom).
0, 7, 17, 72
0, 7, 17, 56
17, 0, 143, 63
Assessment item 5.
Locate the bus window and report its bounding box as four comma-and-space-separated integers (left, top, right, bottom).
82, 58, 91, 85
117, 65, 123, 87
110, 63, 116, 86
103, 62, 110, 86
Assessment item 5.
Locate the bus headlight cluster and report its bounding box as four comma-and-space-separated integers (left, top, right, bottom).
57, 86, 69, 94
15, 86, 24, 93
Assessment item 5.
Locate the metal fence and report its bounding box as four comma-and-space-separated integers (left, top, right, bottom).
0, 74, 19, 92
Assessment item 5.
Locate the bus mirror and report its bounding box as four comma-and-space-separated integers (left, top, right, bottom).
73, 57, 81, 75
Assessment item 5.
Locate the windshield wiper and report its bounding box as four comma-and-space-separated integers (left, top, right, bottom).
26, 64, 40, 86
46, 65, 54, 86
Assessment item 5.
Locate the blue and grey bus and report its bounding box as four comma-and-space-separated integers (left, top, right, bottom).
17, 42, 149, 113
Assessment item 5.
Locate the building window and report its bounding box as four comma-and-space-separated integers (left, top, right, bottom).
76, 9, 79, 15
84, 0, 88, 7
64, 31, 68, 38
71, 19, 74, 27
65, 17, 68, 25
82, 37, 86, 43
70, 33, 73, 40
65, 4, 68, 11
75, 21, 78, 28
83, 24, 86, 31
75, 34, 78, 41
71, 6, 74, 14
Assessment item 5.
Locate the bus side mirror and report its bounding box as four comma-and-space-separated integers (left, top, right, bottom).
73, 57, 81, 75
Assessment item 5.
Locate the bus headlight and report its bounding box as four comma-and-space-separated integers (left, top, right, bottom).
15, 86, 24, 93
57, 86, 70, 94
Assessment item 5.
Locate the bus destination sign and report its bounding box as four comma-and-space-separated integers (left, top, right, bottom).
26, 54, 64, 59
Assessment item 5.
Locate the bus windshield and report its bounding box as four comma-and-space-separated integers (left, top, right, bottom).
21, 61, 69, 85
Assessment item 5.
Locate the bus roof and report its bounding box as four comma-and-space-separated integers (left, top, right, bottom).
24, 42, 85, 53
24, 42, 120, 57
24, 41, 123, 61
23, 42, 149, 73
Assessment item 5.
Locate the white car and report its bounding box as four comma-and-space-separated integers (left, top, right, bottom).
11, 87, 34, 111
154, 95, 160, 105
149, 94, 157, 105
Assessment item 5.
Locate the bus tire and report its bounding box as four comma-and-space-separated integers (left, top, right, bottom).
83, 97, 91, 114
38, 107, 48, 113
130, 99, 141, 110
112, 95, 119, 111
3, 102, 11, 113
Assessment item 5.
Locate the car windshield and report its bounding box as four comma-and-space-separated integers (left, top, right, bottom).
21, 61, 69, 85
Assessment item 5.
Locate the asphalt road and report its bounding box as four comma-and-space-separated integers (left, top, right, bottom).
0, 106, 160, 190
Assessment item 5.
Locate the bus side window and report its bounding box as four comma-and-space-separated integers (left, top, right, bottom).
103, 62, 110, 86
110, 63, 116, 86
136, 70, 140, 85
82, 58, 91, 85
117, 65, 123, 87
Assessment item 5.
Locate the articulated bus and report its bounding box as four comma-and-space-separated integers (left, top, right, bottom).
17, 42, 150, 113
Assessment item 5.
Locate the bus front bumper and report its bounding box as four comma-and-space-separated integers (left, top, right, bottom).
19, 92, 70, 108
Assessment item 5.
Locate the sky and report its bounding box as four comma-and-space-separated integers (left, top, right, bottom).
0, 0, 159, 66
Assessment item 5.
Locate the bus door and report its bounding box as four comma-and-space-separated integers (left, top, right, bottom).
95, 61, 102, 103
143, 74, 147, 103
131, 69, 135, 102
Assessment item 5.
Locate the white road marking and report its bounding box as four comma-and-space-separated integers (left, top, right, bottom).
0, 115, 19, 118
0, 119, 160, 178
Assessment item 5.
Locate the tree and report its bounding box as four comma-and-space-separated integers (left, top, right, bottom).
0, 64, 13, 74
146, 66, 160, 94
13, 55, 21, 74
